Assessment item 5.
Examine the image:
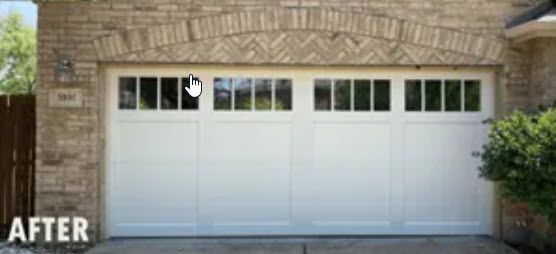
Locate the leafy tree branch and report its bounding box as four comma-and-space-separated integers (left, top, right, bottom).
0, 12, 37, 94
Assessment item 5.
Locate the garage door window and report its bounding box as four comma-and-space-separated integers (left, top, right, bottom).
214, 78, 232, 110
161, 78, 178, 110
118, 76, 199, 111
405, 79, 481, 112
425, 80, 442, 112
354, 80, 371, 111
234, 78, 252, 110
374, 80, 391, 111
118, 77, 137, 110
181, 77, 199, 110
214, 77, 292, 111
275, 79, 292, 110
255, 79, 272, 110
464, 80, 481, 111
315, 79, 391, 112
445, 80, 461, 111
314, 79, 332, 111
405, 80, 422, 111
139, 77, 158, 110
334, 79, 351, 111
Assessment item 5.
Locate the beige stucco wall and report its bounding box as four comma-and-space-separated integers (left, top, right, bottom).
36, 0, 550, 241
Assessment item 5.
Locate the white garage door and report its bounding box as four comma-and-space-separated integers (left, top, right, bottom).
106, 66, 495, 237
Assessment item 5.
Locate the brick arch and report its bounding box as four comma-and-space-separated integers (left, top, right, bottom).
92, 9, 506, 64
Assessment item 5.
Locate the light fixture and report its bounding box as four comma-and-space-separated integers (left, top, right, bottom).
54, 51, 75, 84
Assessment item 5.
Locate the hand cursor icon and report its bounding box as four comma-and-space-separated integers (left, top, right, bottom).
185, 74, 202, 98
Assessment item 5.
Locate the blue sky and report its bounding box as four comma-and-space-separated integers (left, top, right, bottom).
0, 1, 37, 27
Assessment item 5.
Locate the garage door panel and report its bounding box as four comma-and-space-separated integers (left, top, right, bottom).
442, 124, 484, 222
118, 122, 199, 162
110, 163, 197, 235
403, 123, 482, 225
205, 122, 291, 167
199, 169, 291, 225
307, 123, 391, 224
313, 123, 390, 168
200, 122, 292, 230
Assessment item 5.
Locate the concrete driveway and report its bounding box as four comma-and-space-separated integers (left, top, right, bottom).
86, 237, 518, 254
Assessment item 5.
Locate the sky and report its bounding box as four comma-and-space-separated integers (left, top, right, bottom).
0, 0, 37, 27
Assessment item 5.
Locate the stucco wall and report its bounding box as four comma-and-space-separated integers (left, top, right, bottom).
36, 0, 546, 241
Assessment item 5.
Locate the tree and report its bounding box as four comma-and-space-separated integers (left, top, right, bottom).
0, 11, 36, 94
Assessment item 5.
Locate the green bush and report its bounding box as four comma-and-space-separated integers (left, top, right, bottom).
477, 108, 556, 226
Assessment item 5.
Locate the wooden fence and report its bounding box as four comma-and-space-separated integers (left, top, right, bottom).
0, 95, 35, 239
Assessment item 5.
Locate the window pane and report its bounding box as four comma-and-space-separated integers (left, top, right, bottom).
181, 77, 199, 110
334, 79, 351, 111
354, 79, 371, 111
160, 78, 178, 110
275, 79, 292, 111
140, 77, 157, 110
374, 80, 390, 111
255, 79, 272, 110
425, 80, 441, 111
234, 78, 252, 110
445, 80, 462, 111
214, 78, 232, 110
119, 77, 137, 109
405, 80, 422, 111
465, 80, 481, 112
314, 79, 331, 111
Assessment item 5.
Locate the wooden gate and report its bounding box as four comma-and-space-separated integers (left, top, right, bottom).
0, 95, 35, 239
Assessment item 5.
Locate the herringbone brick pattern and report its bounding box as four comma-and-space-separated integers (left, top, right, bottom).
95, 9, 505, 65
116, 31, 497, 65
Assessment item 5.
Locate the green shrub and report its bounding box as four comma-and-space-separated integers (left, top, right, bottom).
477, 108, 556, 226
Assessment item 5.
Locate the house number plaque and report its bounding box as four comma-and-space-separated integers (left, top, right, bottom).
48, 88, 83, 108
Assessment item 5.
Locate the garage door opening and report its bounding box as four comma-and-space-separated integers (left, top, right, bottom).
105, 66, 495, 237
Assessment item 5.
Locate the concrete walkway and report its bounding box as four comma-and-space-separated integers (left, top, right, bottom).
86, 237, 518, 254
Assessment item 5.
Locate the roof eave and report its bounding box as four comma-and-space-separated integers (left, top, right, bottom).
506, 20, 556, 43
